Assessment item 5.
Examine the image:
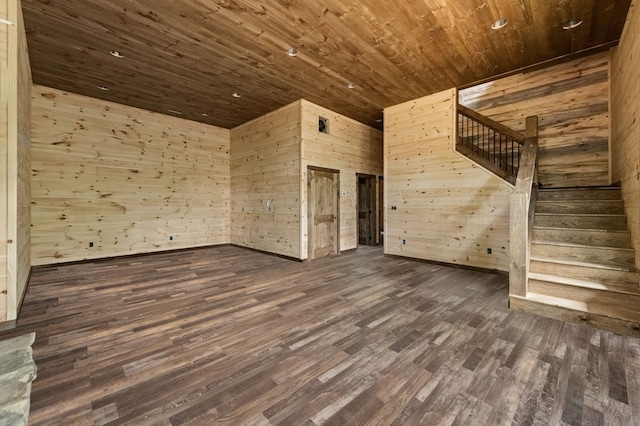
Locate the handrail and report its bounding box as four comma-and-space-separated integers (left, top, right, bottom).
509, 116, 539, 298
456, 104, 526, 184
457, 104, 525, 144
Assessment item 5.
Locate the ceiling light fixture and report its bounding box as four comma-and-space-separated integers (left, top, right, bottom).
168, 109, 183, 115
347, 82, 357, 89
97, 85, 109, 91
201, 113, 209, 117
563, 19, 583, 30
286, 47, 298, 57
232, 92, 241, 98
110, 50, 124, 58
491, 19, 508, 30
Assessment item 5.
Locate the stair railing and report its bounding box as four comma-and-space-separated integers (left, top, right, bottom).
509, 117, 539, 298
456, 104, 525, 185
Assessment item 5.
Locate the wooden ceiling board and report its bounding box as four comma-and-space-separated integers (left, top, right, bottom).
21, 0, 632, 129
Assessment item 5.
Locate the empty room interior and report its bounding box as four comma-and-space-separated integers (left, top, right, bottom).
1, 0, 640, 424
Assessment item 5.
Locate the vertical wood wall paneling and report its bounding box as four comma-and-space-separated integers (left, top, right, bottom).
611, 0, 640, 268
0, 0, 9, 320
384, 88, 512, 271
300, 100, 383, 258
14, 1, 31, 318
30, 86, 230, 265
0, 0, 31, 322
230, 101, 302, 258
459, 52, 611, 188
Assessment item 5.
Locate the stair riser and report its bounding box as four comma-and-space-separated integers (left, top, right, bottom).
536, 201, 625, 214
529, 260, 639, 287
531, 244, 635, 268
534, 214, 628, 230
537, 189, 622, 201
528, 279, 640, 319
532, 228, 633, 248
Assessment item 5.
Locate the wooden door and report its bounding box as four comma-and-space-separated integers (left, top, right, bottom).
308, 168, 339, 260
357, 175, 376, 246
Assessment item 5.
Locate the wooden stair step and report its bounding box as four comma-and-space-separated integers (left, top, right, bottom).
537, 187, 622, 201
530, 255, 639, 287
532, 226, 632, 248
510, 293, 640, 336
536, 200, 625, 214
528, 272, 640, 297
531, 241, 635, 268
522, 292, 640, 323
534, 213, 628, 230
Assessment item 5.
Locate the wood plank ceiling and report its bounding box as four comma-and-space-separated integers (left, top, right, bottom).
21, 0, 632, 130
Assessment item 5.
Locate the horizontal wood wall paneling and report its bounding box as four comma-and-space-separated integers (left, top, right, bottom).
300, 100, 383, 257
611, 0, 640, 268
30, 86, 230, 266
230, 101, 302, 258
459, 52, 611, 188
385, 89, 512, 271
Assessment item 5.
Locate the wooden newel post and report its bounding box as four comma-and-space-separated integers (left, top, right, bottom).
509, 116, 538, 299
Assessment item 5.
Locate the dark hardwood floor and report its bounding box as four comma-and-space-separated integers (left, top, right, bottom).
1, 246, 639, 425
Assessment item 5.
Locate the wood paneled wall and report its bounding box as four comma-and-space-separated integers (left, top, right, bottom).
459, 52, 611, 188
0, 0, 31, 323
611, 0, 640, 268
230, 102, 301, 258
300, 100, 383, 258
31, 86, 230, 265
385, 88, 512, 271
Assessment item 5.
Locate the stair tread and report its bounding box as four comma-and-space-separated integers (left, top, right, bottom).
528, 272, 640, 294
533, 226, 630, 234
522, 292, 640, 322
535, 212, 626, 217
539, 186, 620, 191
530, 255, 637, 272
531, 240, 634, 252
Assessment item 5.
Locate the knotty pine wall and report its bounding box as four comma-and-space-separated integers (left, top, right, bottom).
30, 86, 230, 265
611, 0, 640, 268
230, 101, 301, 258
385, 88, 512, 271
300, 100, 383, 257
459, 52, 611, 188
0, 0, 31, 323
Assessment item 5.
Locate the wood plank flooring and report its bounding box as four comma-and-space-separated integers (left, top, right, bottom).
1, 245, 639, 425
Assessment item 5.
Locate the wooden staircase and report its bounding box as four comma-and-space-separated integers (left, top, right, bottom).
510, 186, 640, 335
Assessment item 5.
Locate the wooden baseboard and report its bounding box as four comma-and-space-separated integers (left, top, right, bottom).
230, 244, 304, 262
0, 319, 17, 332
510, 295, 640, 337
384, 252, 508, 276
32, 244, 233, 270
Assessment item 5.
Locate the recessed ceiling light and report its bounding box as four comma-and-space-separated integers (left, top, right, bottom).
168, 109, 183, 115
347, 82, 357, 89
201, 113, 209, 117
232, 92, 241, 98
97, 85, 109, 91
110, 50, 124, 58
491, 19, 508, 30
563, 19, 583, 30
286, 47, 298, 57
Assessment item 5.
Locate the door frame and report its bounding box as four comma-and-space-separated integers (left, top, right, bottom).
356, 173, 377, 246
307, 166, 340, 260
